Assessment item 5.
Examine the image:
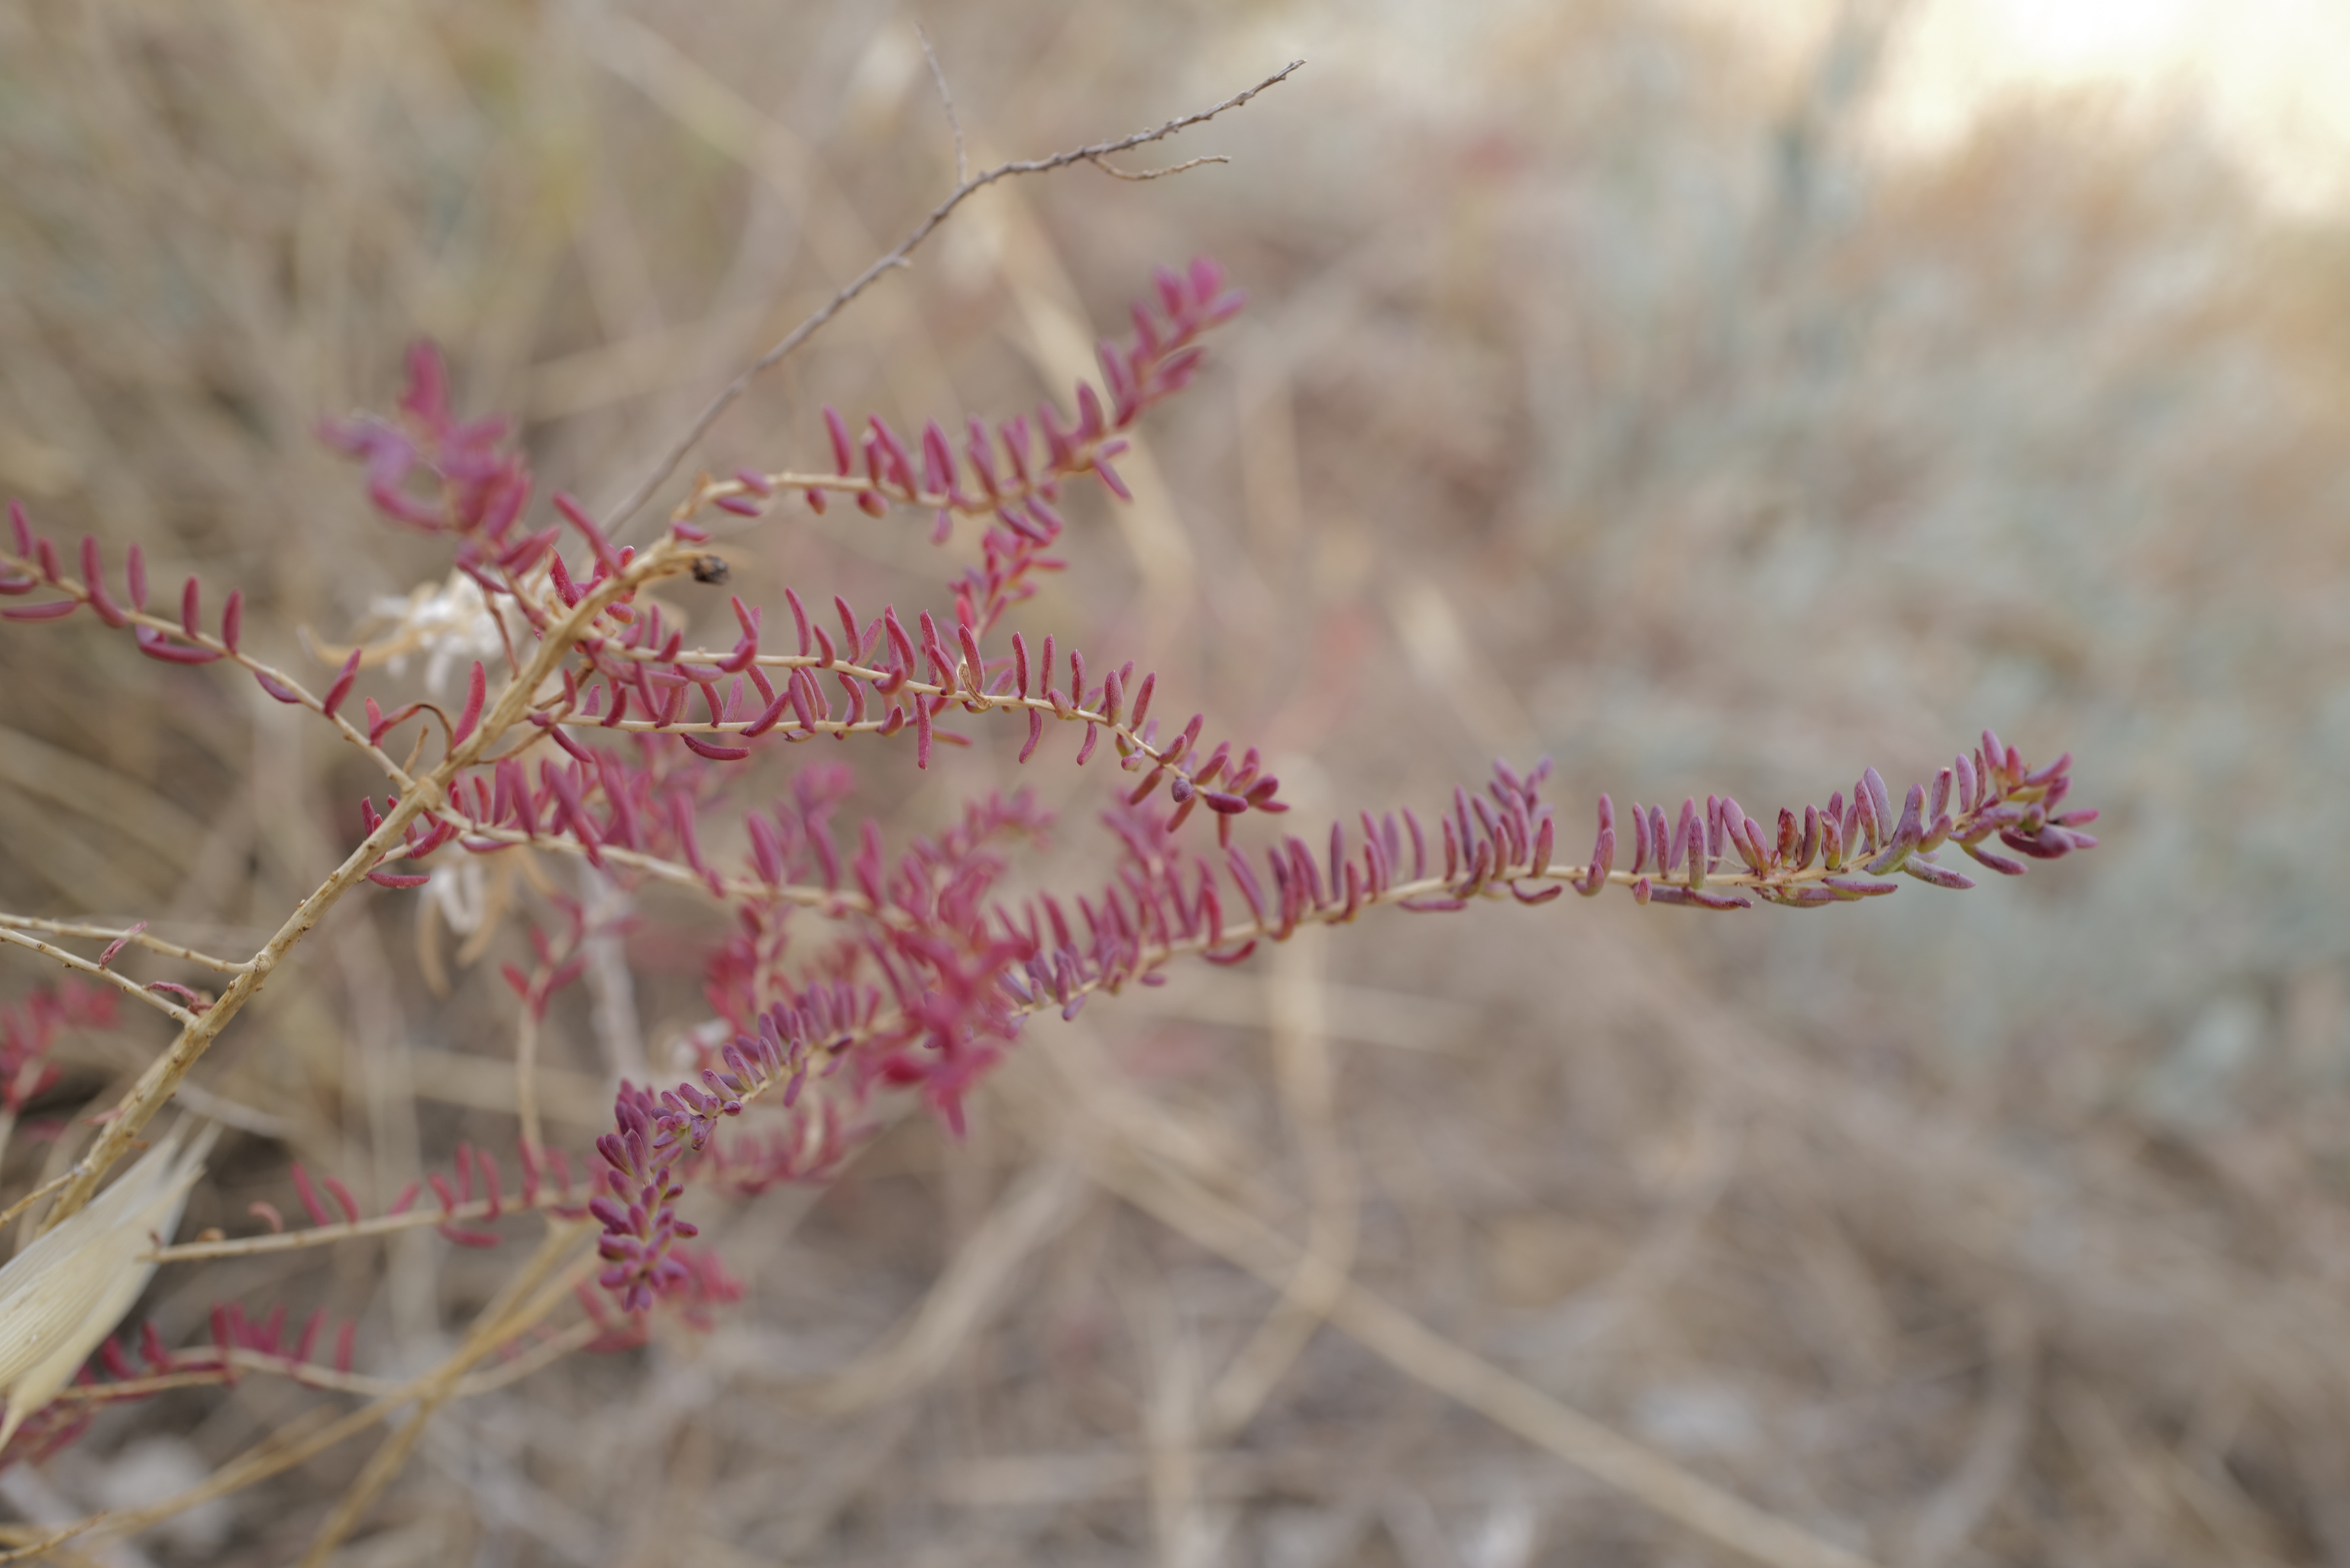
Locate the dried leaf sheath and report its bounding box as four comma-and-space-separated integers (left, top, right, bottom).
0, 1122, 215, 1451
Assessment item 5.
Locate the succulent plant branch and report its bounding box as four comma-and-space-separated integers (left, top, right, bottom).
0, 241, 2095, 1318
147, 1153, 592, 1263
0, 519, 427, 795
913, 22, 967, 186
0, 44, 2103, 1562
0, 927, 201, 1028
0, 917, 249, 975
612, 739, 2088, 1130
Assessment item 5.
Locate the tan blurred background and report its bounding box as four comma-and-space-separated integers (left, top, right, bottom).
4, 0, 2350, 1562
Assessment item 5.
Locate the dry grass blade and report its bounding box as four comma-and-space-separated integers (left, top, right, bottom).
1081, 1120, 1886, 1568
295, 1226, 590, 1566
1200, 930, 1358, 1440
792, 1156, 1088, 1416
0, 1123, 215, 1452
37, 541, 696, 1230
1899, 1300, 2035, 1568
1022, 1032, 1885, 1568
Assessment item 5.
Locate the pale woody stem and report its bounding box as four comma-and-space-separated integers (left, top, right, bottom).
37, 542, 693, 1230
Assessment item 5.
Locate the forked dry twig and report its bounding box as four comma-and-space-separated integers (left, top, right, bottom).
597, 57, 1303, 535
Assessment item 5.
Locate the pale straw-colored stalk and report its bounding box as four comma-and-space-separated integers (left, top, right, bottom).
0, 1121, 217, 1452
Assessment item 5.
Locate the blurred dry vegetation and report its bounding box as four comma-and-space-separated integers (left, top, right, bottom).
4, 0, 2350, 1563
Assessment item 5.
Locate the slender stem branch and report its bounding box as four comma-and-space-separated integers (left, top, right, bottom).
0, 546, 422, 796
914, 23, 966, 186
0, 927, 199, 1026
516, 664, 1978, 894
0, 1165, 74, 1233
421, 816, 881, 920
679, 443, 1124, 524
50, 1349, 407, 1403
116, 1282, 598, 1404
1087, 153, 1230, 182
0, 915, 251, 974
145, 1180, 587, 1263
548, 647, 1208, 781
674, 845, 1788, 1134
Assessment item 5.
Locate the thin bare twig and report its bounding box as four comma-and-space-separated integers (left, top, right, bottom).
915, 23, 966, 186
0, 1168, 78, 1233
43, 1321, 602, 1408
0, 915, 251, 975
0, 542, 425, 798
50, 1350, 406, 1405
145, 1180, 583, 1262
1088, 153, 1230, 182
600, 57, 1303, 535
